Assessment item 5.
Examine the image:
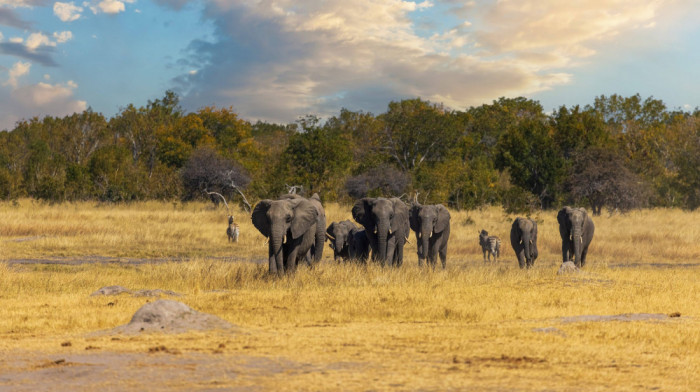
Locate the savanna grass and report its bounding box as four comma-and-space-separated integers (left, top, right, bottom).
0, 200, 698, 390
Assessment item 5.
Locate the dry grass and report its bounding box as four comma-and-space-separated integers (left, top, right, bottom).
0, 200, 699, 390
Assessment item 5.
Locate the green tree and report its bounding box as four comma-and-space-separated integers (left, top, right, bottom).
552, 105, 611, 159
495, 118, 565, 208
379, 99, 462, 172
283, 116, 352, 197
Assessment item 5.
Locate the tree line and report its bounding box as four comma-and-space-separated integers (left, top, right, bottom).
1, 91, 698, 214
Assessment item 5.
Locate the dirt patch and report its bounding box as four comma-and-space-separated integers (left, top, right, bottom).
608, 263, 700, 269
91, 286, 183, 298
5, 256, 265, 266
532, 327, 567, 337
452, 355, 547, 369
4, 235, 47, 243
559, 313, 674, 323
0, 352, 366, 392
109, 300, 234, 335
91, 285, 131, 296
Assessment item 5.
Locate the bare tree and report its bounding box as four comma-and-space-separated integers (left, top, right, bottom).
567, 148, 650, 215
181, 146, 251, 212
345, 164, 410, 199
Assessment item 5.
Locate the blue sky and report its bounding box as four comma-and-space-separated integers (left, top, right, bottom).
1, 0, 699, 130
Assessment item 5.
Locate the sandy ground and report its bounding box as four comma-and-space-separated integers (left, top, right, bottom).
0, 351, 368, 392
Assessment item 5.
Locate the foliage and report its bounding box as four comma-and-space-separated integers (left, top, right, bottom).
495, 118, 566, 209
0, 91, 698, 210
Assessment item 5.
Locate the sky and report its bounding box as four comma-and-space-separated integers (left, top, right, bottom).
1, 0, 699, 130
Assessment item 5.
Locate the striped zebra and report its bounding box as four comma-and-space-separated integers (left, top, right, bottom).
479, 229, 501, 262
227, 215, 240, 243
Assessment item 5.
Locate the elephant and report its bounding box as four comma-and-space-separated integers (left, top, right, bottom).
251, 196, 319, 275
352, 197, 410, 267
279, 193, 326, 264
510, 217, 538, 269
557, 206, 595, 268
347, 227, 370, 263
409, 203, 451, 268
326, 220, 358, 261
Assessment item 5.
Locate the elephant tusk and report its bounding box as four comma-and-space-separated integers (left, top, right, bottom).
529, 239, 533, 245
580, 236, 583, 244
388, 228, 392, 235
404, 236, 411, 244
264, 238, 269, 246
326, 233, 335, 240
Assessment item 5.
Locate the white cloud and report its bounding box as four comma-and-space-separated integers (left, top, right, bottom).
54, 1, 83, 22
96, 0, 124, 14
53, 30, 73, 43
125, 0, 692, 124
25, 32, 54, 51
11, 31, 73, 54
182, 0, 584, 122
0, 64, 86, 130
5, 61, 31, 88
85, 0, 134, 14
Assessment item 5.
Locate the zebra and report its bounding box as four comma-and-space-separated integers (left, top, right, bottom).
479, 229, 500, 262
227, 215, 240, 243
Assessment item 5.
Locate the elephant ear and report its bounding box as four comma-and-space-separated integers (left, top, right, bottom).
409, 204, 420, 233
291, 199, 318, 239
352, 198, 373, 228
251, 200, 273, 238
390, 198, 410, 235
434, 204, 451, 233
557, 207, 569, 227
326, 222, 337, 238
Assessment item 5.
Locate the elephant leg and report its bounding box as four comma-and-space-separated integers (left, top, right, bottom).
286, 242, 299, 273
386, 237, 397, 267
269, 254, 278, 275
516, 246, 526, 269
395, 240, 404, 268
439, 242, 447, 269
580, 245, 590, 268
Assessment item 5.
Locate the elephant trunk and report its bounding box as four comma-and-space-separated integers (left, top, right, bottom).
269, 224, 286, 274
572, 225, 582, 267
377, 221, 389, 265
522, 231, 532, 268
420, 222, 432, 263
334, 236, 345, 259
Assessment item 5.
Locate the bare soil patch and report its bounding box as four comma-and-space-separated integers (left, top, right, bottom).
0, 352, 364, 392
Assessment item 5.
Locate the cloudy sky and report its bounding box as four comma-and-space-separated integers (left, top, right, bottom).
1, 0, 698, 130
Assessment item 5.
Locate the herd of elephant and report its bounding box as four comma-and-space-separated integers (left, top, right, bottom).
250, 194, 595, 275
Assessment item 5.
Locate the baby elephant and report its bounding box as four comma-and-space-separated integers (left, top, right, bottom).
479, 230, 500, 262
326, 220, 357, 261
510, 217, 538, 269
347, 227, 370, 263
226, 215, 239, 243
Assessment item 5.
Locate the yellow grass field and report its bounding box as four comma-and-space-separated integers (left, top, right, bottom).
0, 199, 698, 391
